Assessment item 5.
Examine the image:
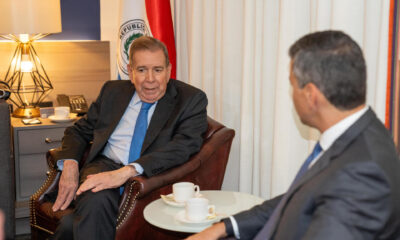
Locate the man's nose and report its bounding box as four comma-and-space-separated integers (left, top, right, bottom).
145, 71, 155, 82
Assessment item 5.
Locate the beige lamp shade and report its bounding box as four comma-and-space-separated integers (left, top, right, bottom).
0, 0, 62, 35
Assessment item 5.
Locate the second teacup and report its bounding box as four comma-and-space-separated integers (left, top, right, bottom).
172, 182, 200, 203
185, 198, 215, 222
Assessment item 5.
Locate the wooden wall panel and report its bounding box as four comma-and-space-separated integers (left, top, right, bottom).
0, 41, 111, 105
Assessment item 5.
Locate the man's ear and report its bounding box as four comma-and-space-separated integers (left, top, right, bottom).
304, 83, 320, 111
166, 63, 172, 79
127, 63, 134, 80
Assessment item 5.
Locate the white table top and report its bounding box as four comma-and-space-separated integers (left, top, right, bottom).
143, 190, 265, 233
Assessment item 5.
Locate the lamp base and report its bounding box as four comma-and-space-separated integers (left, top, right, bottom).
12, 107, 40, 118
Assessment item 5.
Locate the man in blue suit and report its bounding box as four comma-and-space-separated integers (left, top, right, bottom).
188, 30, 400, 240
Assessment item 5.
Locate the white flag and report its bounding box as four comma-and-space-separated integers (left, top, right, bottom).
117, 0, 176, 80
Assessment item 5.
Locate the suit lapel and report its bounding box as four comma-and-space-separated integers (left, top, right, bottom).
274, 108, 375, 227
88, 82, 135, 162
141, 80, 177, 154
103, 83, 136, 141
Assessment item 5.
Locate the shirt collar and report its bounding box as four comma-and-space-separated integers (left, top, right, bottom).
130, 92, 141, 106
319, 106, 369, 151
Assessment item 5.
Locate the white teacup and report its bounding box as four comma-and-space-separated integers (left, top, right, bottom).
172, 182, 200, 203
54, 106, 70, 119
185, 198, 215, 222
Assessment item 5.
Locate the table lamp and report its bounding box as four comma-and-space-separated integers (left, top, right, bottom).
0, 0, 62, 118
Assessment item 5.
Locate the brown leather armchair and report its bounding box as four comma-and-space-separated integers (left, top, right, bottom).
30, 116, 235, 240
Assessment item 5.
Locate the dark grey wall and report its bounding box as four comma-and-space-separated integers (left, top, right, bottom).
45, 0, 101, 40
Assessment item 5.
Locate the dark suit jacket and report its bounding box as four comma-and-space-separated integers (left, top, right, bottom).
55, 79, 208, 177
224, 108, 400, 240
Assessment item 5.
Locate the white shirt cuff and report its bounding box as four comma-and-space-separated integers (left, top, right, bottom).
56, 159, 78, 171
130, 163, 143, 175
229, 216, 241, 239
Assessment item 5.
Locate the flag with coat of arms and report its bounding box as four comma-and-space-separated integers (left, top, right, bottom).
117, 0, 176, 80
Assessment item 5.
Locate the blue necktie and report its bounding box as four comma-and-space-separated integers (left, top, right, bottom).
121, 102, 153, 195
292, 142, 322, 184
128, 102, 154, 163
254, 142, 322, 240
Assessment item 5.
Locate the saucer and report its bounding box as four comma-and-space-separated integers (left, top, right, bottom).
160, 194, 185, 207
48, 115, 76, 123
175, 210, 218, 226
160, 193, 204, 207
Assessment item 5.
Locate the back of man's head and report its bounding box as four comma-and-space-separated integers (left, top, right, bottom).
289, 30, 366, 110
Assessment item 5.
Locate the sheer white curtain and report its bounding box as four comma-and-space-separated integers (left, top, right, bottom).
173, 0, 390, 198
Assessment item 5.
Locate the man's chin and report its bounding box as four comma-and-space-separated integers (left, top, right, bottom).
140, 94, 162, 103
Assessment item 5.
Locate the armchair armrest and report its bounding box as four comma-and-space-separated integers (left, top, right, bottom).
31, 149, 61, 205
47, 146, 90, 170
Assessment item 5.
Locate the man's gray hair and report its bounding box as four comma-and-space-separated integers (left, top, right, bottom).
289, 30, 366, 110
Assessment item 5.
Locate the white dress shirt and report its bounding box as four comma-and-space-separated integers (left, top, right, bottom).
57, 92, 157, 175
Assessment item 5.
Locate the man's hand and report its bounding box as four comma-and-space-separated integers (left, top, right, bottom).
52, 160, 79, 212
76, 166, 137, 196
185, 222, 228, 240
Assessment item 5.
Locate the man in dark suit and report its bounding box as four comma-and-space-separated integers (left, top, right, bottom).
188, 31, 400, 240
51, 36, 208, 239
